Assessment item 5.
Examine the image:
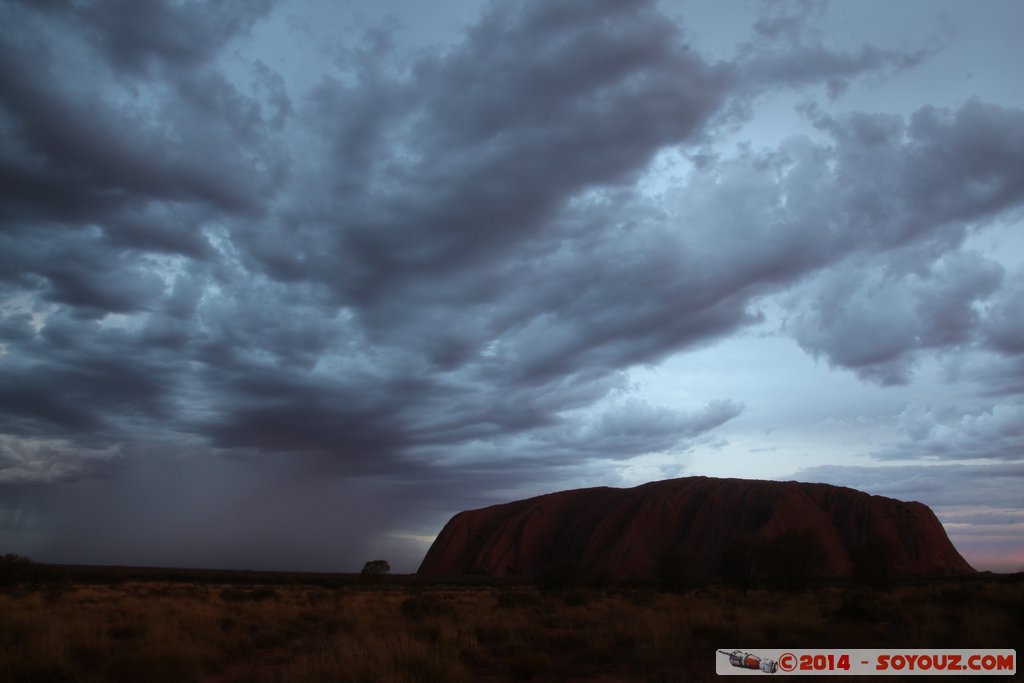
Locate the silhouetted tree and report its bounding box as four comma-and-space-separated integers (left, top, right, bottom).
361, 559, 390, 587
0, 553, 34, 585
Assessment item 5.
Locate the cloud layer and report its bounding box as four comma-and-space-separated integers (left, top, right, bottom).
1, 0, 1022, 570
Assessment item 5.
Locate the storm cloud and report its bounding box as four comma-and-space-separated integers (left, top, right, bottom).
1, 0, 1022, 571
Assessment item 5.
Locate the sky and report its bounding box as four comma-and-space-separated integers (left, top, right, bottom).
1, 0, 1022, 574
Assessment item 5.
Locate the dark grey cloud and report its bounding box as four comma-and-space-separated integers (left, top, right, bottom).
751, 0, 827, 42
0, 0, 287, 253
543, 398, 744, 459
811, 101, 1024, 235
12, 0, 274, 75
253, 0, 734, 299
873, 401, 1024, 462
0, 42, 273, 224
735, 0, 936, 98
760, 101, 1024, 384
741, 45, 931, 93
79, 0, 273, 75
983, 269, 1024, 355
166, 0, 771, 484
0, 310, 182, 441
787, 250, 1003, 384
0, 229, 169, 314
950, 354, 1024, 399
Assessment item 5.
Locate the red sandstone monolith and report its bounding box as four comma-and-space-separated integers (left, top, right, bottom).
417, 477, 974, 578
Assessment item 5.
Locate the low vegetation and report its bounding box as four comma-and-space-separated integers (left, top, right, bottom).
0, 563, 1020, 682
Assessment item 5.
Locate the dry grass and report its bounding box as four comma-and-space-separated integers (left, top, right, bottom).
0, 574, 1020, 682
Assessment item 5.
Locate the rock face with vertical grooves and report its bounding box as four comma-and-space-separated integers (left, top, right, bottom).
417, 477, 974, 578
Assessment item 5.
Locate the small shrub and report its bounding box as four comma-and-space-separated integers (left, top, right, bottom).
0, 553, 33, 564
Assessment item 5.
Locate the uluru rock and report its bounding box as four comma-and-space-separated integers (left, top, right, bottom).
417, 476, 974, 579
